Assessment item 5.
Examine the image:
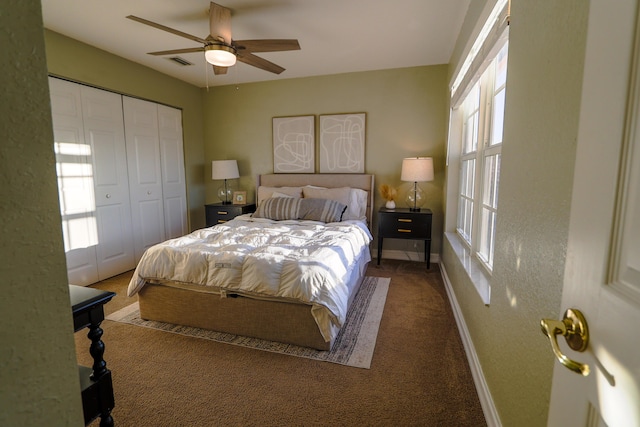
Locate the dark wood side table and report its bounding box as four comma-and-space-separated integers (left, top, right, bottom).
377, 207, 433, 268
70, 285, 116, 426
205, 202, 256, 226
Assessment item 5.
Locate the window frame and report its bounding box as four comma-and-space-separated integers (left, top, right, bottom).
445, 0, 509, 305
453, 42, 507, 274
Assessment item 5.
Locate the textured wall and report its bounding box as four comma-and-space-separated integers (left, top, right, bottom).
44, 30, 207, 229
203, 66, 449, 253
442, 0, 589, 425
0, 1, 84, 425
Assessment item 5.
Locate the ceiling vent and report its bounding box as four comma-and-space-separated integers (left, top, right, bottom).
168, 56, 193, 66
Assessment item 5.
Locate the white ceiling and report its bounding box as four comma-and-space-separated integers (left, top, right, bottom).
41, 0, 470, 88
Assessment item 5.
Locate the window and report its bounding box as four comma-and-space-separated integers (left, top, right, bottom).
445, 0, 509, 303
457, 83, 480, 245
454, 43, 508, 273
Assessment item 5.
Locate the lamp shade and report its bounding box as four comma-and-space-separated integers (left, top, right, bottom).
401, 157, 434, 182
211, 160, 239, 180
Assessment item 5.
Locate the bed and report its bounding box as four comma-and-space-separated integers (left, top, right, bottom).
127, 174, 375, 350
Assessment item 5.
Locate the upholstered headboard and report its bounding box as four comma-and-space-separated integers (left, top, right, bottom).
257, 174, 375, 226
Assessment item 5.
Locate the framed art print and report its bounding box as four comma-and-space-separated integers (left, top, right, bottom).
232, 191, 247, 205
319, 113, 366, 173
272, 115, 315, 173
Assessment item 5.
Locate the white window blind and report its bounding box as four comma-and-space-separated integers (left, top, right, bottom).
450, 0, 510, 108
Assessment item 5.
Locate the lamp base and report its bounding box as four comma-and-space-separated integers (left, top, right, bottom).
405, 182, 424, 211
217, 181, 233, 204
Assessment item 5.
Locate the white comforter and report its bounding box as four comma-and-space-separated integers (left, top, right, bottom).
127, 215, 373, 342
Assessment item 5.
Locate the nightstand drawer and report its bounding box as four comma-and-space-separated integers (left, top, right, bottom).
379, 213, 431, 239
210, 208, 235, 224
205, 203, 256, 227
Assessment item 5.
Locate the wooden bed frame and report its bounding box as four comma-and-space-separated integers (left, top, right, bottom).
137, 174, 375, 351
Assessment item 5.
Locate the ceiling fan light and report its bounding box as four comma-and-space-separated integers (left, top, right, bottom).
205, 45, 236, 67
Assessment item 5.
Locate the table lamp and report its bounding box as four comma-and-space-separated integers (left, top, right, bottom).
401, 157, 434, 211
211, 160, 239, 204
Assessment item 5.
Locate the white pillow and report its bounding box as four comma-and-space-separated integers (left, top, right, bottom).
349, 188, 368, 220
302, 186, 368, 221
271, 191, 294, 198
257, 186, 303, 206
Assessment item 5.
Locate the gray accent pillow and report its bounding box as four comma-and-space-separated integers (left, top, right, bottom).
253, 197, 347, 223
253, 197, 300, 221
299, 198, 347, 222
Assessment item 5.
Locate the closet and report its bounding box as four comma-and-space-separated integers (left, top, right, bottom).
49, 77, 187, 286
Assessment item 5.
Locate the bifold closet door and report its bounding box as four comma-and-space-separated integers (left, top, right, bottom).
123, 96, 166, 262
158, 105, 188, 239
50, 78, 99, 285
82, 85, 136, 279
49, 77, 135, 285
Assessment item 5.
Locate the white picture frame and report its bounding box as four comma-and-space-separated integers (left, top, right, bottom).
272, 115, 315, 173
319, 113, 366, 173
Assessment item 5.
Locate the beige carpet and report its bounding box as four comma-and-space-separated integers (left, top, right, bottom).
81, 260, 486, 426
106, 276, 389, 368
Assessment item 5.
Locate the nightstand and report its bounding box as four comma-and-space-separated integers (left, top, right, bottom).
377, 207, 433, 268
205, 203, 256, 226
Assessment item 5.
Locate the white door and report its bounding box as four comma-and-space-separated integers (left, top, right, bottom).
81, 85, 136, 279
49, 78, 99, 285
157, 104, 188, 239
546, 1, 640, 425
123, 96, 166, 262
50, 78, 136, 285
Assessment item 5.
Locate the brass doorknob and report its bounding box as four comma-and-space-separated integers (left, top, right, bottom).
540, 308, 590, 376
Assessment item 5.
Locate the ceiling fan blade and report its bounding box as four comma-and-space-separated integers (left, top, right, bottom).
148, 47, 204, 56
127, 15, 208, 45
209, 2, 232, 44
213, 65, 228, 75
237, 52, 285, 74
233, 39, 300, 53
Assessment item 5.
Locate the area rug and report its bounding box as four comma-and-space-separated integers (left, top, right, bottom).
106, 276, 390, 369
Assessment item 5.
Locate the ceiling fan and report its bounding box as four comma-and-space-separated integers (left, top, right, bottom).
127, 2, 300, 75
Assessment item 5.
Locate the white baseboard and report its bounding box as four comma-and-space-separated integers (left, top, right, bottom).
439, 262, 501, 427
375, 249, 440, 264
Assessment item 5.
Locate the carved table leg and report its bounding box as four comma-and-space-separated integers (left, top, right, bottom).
99, 412, 114, 427
87, 321, 114, 425
87, 322, 107, 380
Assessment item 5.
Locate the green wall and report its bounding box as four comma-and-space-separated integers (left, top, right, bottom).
203, 66, 449, 253
44, 30, 207, 229
44, 30, 450, 255
442, 1, 589, 425
43, 20, 453, 331
0, 1, 84, 425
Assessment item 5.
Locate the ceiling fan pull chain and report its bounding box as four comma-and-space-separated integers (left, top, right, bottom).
205, 57, 210, 91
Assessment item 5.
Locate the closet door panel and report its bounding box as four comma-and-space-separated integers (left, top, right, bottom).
164, 197, 187, 239
49, 77, 99, 285
81, 86, 135, 279
130, 134, 161, 184
137, 199, 166, 249
158, 105, 188, 238
95, 204, 134, 278
123, 96, 165, 262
